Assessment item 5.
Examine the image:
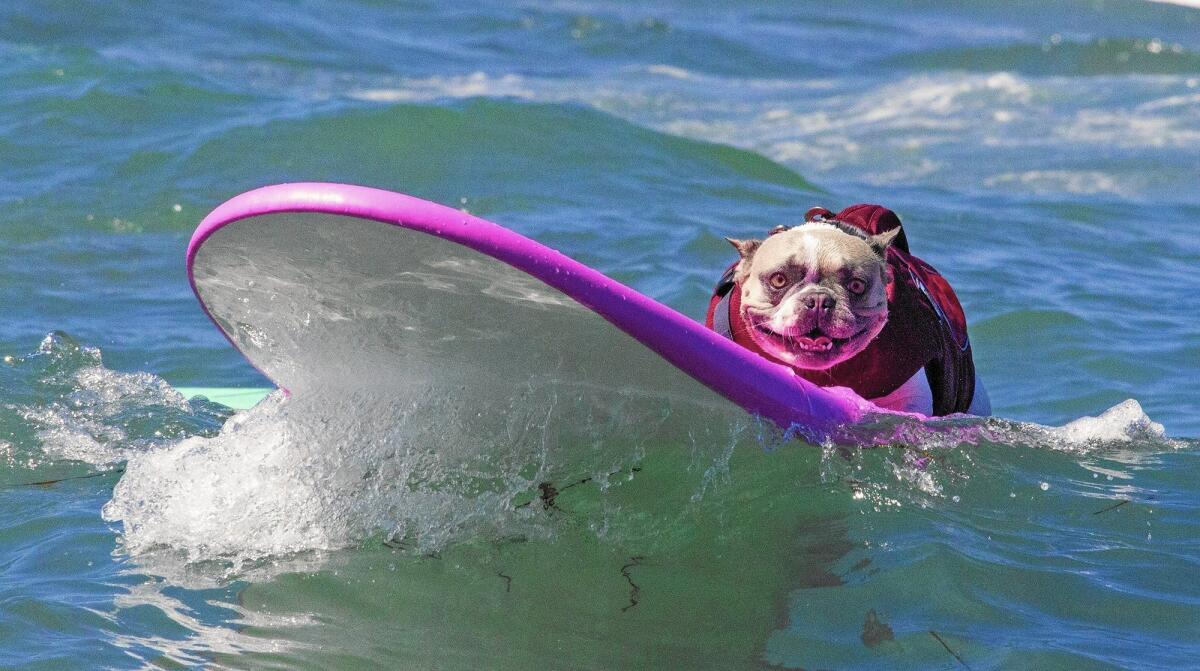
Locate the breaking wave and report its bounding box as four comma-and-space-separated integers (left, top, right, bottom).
0, 333, 1182, 581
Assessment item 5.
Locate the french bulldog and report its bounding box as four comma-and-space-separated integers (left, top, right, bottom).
712, 209, 989, 416
727, 222, 899, 372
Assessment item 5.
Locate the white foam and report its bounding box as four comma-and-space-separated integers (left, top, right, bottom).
107, 577, 317, 662
17, 333, 192, 466
982, 170, 1132, 197
99, 370, 693, 568
646, 64, 699, 81
1059, 110, 1200, 150
1144, 0, 1200, 8
101, 390, 561, 564
348, 72, 534, 103
841, 396, 1179, 461
1049, 399, 1168, 445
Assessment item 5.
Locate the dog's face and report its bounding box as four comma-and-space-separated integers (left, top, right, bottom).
729, 223, 898, 370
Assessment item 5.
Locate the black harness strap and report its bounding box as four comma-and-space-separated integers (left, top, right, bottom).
713, 292, 733, 338
711, 265, 738, 339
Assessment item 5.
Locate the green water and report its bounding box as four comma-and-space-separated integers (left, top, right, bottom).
1, 1, 1198, 668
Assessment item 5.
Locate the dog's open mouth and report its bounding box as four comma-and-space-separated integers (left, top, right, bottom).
753, 324, 857, 353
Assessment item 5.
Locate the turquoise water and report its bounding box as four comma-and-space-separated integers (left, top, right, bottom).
2, 1, 1199, 668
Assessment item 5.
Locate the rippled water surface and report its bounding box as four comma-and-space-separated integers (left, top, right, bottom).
1, 1, 1198, 669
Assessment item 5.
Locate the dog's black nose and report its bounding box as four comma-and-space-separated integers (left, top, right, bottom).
803, 293, 835, 314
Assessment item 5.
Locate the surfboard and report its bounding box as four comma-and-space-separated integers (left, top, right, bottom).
187, 183, 881, 438
175, 387, 272, 410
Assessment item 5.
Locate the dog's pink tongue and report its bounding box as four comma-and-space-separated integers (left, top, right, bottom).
797, 335, 834, 351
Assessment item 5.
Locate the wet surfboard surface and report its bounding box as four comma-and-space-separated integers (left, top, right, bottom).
187, 183, 877, 436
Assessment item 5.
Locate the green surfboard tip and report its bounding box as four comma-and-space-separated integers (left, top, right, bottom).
175, 387, 273, 410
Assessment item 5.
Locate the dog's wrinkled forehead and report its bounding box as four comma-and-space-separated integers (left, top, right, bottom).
751, 222, 882, 275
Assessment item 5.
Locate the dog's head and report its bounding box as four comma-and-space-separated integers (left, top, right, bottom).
728, 221, 898, 370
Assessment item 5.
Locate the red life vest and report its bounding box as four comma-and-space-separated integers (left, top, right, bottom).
705, 204, 977, 416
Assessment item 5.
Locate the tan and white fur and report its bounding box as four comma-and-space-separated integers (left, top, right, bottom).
728, 222, 989, 415
728, 223, 897, 370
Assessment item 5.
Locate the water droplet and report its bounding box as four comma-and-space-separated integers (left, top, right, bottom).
1039, 482, 1050, 491
172, 203, 182, 213
1009, 492, 1016, 498
951, 495, 960, 503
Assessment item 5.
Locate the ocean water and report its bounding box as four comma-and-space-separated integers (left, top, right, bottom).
1, 1, 1198, 668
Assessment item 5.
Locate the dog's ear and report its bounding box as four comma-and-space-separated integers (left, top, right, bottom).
867, 228, 901, 258
725, 237, 761, 260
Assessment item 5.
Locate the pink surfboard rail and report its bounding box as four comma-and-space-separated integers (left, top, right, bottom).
188, 183, 887, 436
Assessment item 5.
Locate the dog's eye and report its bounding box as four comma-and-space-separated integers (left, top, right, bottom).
768, 272, 789, 289
847, 278, 867, 294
